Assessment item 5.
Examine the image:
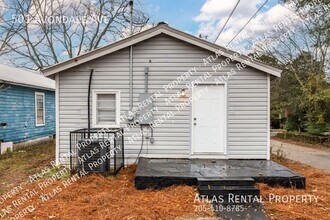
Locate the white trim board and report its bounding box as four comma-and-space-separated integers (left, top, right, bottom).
35, 92, 45, 126
92, 90, 121, 128
267, 74, 271, 160
55, 73, 60, 165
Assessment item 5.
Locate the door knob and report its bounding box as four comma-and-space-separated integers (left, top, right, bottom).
194, 118, 197, 121
194, 123, 197, 125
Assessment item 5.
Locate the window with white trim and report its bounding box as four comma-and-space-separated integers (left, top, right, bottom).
35, 92, 45, 126
93, 90, 120, 127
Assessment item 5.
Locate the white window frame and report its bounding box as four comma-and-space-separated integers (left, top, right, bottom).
35, 92, 45, 126
92, 90, 121, 128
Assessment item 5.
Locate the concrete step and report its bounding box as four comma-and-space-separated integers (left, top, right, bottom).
197, 177, 255, 187
198, 185, 260, 198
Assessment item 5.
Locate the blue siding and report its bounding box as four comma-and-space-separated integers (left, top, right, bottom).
0, 83, 55, 143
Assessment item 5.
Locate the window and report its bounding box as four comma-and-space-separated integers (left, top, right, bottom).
35, 92, 45, 126
93, 90, 120, 127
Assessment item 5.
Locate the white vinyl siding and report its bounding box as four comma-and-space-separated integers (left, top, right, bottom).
92, 90, 120, 127
57, 34, 269, 163
35, 92, 45, 126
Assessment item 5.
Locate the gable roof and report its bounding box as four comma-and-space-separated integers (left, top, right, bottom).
43, 24, 282, 77
0, 64, 55, 90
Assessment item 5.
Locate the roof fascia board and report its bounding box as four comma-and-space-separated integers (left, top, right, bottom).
161, 28, 281, 77
43, 27, 163, 76
3, 80, 55, 91
43, 25, 281, 77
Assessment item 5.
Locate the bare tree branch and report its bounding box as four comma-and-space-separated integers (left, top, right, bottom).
1, 0, 149, 69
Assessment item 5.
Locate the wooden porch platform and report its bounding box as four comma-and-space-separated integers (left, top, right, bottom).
134, 158, 306, 189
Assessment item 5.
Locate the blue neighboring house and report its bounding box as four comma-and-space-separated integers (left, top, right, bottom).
0, 64, 55, 143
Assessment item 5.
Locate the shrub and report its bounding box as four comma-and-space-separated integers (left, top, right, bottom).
276, 131, 330, 146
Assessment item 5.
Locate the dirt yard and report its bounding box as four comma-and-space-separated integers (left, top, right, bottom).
0, 140, 55, 194
0, 142, 329, 219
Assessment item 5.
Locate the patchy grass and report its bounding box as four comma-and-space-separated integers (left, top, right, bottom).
260, 155, 330, 220
0, 140, 55, 194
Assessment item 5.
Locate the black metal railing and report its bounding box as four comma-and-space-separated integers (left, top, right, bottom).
69, 128, 124, 175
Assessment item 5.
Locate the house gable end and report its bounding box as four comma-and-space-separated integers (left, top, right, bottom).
43, 25, 281, 77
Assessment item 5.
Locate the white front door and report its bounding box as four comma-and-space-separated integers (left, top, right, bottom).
192, 84, 226, 155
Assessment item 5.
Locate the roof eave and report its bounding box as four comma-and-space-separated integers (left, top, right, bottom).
43, 25, 164, 76
43, 24, 282, 77
160, 27, 282, 77
3, 80, 55, 91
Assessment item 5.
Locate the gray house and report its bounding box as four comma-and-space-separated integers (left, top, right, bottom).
43, 24, 281, 165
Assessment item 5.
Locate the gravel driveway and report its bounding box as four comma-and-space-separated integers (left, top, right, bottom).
271, 139, 330, 172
